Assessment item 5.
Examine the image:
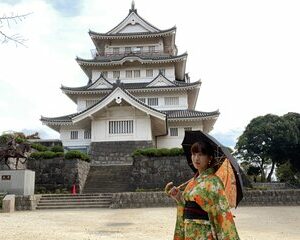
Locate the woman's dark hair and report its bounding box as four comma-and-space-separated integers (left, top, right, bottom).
191, 141, 214, 156
191, 141, 217, 169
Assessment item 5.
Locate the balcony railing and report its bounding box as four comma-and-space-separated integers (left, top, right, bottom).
90, 49, 173, 59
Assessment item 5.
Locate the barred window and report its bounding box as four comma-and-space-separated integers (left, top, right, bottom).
125, 47, 131, 54
147, 97, 158, 106
86, 99, 98, 108
184, 127, 192, 132
146, 69, 153, 77
133, 46, 142, 53
164, 97, 179, 106
138, 98, 146, 103
109, 120, 134, 134
126, 70, 132, 78
113, 47, 119, 54
113, 71, 120, 78
170, 128, 178, 136
149, 46, 155, 53
70, 131, 78, 139
84, 130, 91, 139
159, 68, 166, 75
102, 71, 108, 78
134, 70, 140, 78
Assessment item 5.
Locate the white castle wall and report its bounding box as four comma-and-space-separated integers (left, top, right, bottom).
92, 106, 152, 142
91, 66, 175, 83
157, 122, 204, 148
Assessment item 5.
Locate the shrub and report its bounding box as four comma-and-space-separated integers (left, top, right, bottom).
30, 151, 63, 160
65, 150, 90, 162
31, 143, 48, 152
132, 147, 184, 157
50, 145, 64, 153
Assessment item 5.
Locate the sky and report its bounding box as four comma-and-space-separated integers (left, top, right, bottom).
0, 0, 299, 148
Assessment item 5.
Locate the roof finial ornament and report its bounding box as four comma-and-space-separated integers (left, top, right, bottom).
130, 0, 137, 13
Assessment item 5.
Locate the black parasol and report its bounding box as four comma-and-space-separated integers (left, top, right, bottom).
182, 130, 244, 207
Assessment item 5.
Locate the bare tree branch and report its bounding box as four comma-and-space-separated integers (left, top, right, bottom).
0, 12, 32, 47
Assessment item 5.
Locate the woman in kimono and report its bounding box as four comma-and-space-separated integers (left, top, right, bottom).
165, 141, 240, 240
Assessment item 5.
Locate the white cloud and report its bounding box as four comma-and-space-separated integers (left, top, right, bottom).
0, 0, 299, 142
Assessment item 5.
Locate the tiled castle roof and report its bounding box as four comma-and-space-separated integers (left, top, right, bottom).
76, 53, 187, 65
163, 110, 220, 119
89, 26, 176, 39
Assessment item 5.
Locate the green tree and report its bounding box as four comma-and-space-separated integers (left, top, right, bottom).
235, 114, 298, 182
282, 112, 300, 171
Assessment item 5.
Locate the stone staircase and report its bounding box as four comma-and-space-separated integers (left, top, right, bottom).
83, 165, 133, 193
36, 193, 113, 210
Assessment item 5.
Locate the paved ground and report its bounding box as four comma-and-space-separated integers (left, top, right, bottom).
0, 206, 299, 240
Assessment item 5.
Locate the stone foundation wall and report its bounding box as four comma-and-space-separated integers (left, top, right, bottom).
26, 158, 90, 193
15, 195, 41, 211
131, 155, 194, 190
90, 141, 153, 165
111, 189, 300, 208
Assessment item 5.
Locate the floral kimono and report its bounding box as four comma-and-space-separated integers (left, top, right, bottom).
173, 168, 240, 240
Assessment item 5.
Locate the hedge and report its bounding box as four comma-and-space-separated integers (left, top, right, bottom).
132, 147, 184, 157
30, 151, 64, 159
31, 143, 48, 152
64, 150, 90, 162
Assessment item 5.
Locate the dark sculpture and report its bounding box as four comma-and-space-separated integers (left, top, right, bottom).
0, 137, 31, 169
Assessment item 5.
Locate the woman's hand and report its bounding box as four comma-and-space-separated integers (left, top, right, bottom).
165, 182, 183, 203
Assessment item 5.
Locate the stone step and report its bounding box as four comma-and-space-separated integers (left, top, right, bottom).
39, 199, 112, 203
41, 196, 112, 200
36, 204, 110, 209
83, 165, 133, 193
36, 193, 113, 210
40, 193, 113, 197
38, 201, 111, 206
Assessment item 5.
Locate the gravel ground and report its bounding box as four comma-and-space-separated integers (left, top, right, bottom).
0, 206, 299, 240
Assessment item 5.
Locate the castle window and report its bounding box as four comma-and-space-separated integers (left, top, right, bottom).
126, 70, 132, 78
125, 47, 131, 54
164, 97, 179, 106
170, 128, 178, 136
86, 99, 98, 108
102, 71, 108, 78
184, 127, 192, 132
149, 46, 155, 53
113, 47, 119, 54
109, 120, 133, 134
138, 98, 146, 103
113, 71, 120, 78
146, 69, 153, 77
159, 68, 166, 75
70, 131, 78, 139
84, 130, 91, 139
133, 46, 142, 54
148, 97, 158, 106
134, 70, 140, 78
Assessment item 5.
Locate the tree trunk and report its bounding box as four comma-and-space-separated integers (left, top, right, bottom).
267, 160, 276, 182
260, 162, 266, 182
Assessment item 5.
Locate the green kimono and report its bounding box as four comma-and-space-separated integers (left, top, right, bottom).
173, 168, 240, 240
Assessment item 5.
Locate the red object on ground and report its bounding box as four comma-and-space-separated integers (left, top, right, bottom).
72, 184, 76, 195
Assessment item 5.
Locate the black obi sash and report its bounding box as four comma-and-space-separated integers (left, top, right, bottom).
184, 201, 209, 220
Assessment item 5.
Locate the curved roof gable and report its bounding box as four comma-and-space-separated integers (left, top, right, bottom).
88, 74, 113, 89
107, 5, 160, 34
146, 72, 176, 87
72, 87, 166, 123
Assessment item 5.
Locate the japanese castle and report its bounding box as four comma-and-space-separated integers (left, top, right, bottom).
41, 2, 219, 155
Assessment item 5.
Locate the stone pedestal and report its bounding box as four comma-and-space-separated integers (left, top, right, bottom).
0, 170, 35, 195
3, 194, 15, 213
